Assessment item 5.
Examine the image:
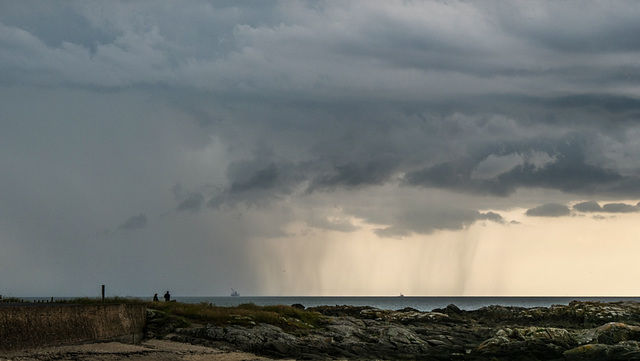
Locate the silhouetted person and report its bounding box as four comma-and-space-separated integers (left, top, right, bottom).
153, 293, 159, 302
164, 291, 170, 302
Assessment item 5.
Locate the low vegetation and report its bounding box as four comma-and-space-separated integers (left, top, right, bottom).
148, 301, 324, 332
0, 297, 26, 303
32, 297, 327, 333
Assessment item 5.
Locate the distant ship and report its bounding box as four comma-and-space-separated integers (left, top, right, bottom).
230, 288, 240, 297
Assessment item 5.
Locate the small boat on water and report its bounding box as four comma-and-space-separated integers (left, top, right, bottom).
231, 288, 240, 297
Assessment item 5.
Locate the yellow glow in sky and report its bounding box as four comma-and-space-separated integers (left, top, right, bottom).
252, 204, 640, 296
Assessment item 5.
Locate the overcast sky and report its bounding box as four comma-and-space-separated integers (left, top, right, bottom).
2, 1, 640, 297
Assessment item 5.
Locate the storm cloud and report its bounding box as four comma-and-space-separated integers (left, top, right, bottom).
573, 201, 604, 213
602, 203, 639, 213
177, 193, 205, 212
574, 201, 640, 213
2, 1, 640, 296
374, 208, 504, 238
525, 204, 572, 218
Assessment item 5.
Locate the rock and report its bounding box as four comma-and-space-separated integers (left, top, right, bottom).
196, 323, 299, 358
444, 303, 462, 314
564, 344, 612, 361
144, 308, 190, 338
517, 326, 573, 343
360, 308, 449, 325
158, 301, 640, 360
595, 322, 640, 344
521, 301, 640, 328
382, 325, 426, 346
473, 326, 573, 360
565, 341, 640, 361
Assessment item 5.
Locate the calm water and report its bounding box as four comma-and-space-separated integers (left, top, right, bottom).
17, 296, 640, 311
170, 296, 640, 312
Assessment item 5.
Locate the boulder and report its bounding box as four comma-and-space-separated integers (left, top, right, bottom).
474, 327, 571, 360
564, 341, 640, 361
595, 322, 640, 344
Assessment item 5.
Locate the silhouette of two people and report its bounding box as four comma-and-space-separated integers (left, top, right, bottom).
152, 291, 171, 302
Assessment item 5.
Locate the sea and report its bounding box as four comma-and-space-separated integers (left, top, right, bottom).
16, 296, 640, 311
167, 296, 640, 312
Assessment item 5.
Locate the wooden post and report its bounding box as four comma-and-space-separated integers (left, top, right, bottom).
102, 285, 105, 301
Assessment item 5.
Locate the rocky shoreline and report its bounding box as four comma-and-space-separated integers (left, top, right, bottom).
147, 300, 640, 360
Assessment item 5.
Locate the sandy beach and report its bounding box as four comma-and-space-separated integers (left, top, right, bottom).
0, 340, 293, 361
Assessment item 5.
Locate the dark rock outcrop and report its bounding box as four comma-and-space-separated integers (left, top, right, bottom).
149, 301, 640, 360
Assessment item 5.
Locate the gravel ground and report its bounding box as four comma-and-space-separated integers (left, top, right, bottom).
0, 340, 292, 361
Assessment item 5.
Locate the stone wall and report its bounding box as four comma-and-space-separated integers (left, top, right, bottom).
0, 304, 146, 351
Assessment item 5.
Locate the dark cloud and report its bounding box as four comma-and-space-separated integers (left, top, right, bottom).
177, 193, 205, 212
496, 3, 640, 54
548, 94, 640, 114
213, 154, 400, 208
118, 214, 148, 231
573, 201, 603, 212
374, 207, 504, 238
308, 156, 399, 192
573, 201, 639, 213
479, 211, 504, 223
229, 163, 280, 193
602, 203, 639, 213
525, 203, 571, 217
404, 132, 636, 198
209, 161, 306, 208
3, 1, 640, 296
